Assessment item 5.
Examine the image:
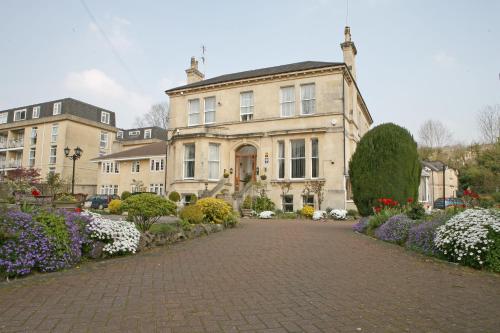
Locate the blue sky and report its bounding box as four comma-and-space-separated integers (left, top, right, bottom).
1, 0, 499, 143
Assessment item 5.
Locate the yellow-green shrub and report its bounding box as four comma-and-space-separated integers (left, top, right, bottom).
108, 199, 122, 214
179, 205, 204, 224
301, 205, 314, 219
195, 198, 233, 224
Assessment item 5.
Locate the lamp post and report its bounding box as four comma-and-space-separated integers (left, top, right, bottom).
64, 146, 83, 195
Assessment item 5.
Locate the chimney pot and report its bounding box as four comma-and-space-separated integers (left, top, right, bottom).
185, 56, 204, 84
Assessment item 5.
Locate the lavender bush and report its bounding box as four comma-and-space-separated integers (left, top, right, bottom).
0, 210, 87, 277
352, 217, 370, 233
375, 214, 415, 244
406, 214, 448, 256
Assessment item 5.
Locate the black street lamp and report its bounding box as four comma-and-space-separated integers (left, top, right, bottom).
64, 146, 83, 195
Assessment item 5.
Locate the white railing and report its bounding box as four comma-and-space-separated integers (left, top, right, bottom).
0, 159, 22, 170
0, 138, 24, 149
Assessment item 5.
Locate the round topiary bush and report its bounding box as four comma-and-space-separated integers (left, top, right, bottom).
348, 123, 421, 216
108, 199, 122, 214
195, 198, 233, 224
121, 191, 132, 200
168, 191, 181, 202
301, 205, 314, 219
122, 193, 177, 232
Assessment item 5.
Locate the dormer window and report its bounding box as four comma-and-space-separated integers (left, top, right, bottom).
14, 109, 26, 121
116, 131, 123, 139
0, 112, 7, 124
101, 111, 110, 124
53, 102, 62, 115
144, 129, 152, 139
128, 130, 140, 136
32, 106, 40, 119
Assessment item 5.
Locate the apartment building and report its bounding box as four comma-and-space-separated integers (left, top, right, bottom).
0, 98, 117, 194
164, 27, 373, 210
92, 141, 167, 196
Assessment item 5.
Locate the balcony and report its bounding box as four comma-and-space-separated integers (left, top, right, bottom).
0, 159, 22, 170
0, 137, 24, 151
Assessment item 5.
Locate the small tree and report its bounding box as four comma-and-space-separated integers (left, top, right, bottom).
418, 119, 453, 149
46, 172, 66, 199
122, 193, 176, 232
131, 179, 145, 193
302, 180, 325, 209
278, 181, 292, 197
477, 105, 500, 144
134, 102, 169, 129
6, 167, 41, 194
349, 123, 421, 216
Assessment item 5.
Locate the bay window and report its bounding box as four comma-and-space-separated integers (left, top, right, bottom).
208, 143, 220, 180
184, 144, 195, 179
291, 139, 305, 179
278, 141, 285, 179
311, 138, 319, 178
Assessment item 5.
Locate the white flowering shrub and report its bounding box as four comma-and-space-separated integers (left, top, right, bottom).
259, 211, 275, 219
434, 209, 500, 270
313, 211, 327, 221
83, 211, 140, 255
330, 209, 348, 220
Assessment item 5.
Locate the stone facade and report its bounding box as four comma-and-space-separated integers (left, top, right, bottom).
165, 27, 373, 210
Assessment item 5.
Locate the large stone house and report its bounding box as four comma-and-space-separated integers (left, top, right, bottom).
164, 27, 373, 211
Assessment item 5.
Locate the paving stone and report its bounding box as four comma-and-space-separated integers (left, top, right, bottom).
0, 220, 499, 332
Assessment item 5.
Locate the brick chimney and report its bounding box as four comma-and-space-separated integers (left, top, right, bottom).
185, 56, 205, 84
340, 26, 357, 79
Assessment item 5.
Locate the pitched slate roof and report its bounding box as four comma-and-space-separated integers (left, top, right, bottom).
421, 160, 446, 171
0, 98, 116, 127
165, 61, 344, 93
92, 141, 167, 161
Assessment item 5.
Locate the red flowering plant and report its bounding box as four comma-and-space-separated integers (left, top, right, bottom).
373, 198, 401, 215
462, 189, 480, 208
31, 188, 41, 197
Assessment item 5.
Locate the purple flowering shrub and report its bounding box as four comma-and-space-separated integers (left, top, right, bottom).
0, 210, 87, 277
375, 214, 415, 244
406, 214, 448, 256
352, 217, 370, 233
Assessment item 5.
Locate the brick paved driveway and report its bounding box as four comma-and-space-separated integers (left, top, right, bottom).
1, 219, 499, 333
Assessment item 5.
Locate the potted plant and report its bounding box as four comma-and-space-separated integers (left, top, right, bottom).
260, 174, 267, 181
223, 170, 230, 179
53, 193, 80, 210
241, 195, 254, 217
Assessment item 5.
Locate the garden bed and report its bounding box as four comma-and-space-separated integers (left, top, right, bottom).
0, 196, 239, 281
353, 207, 500, 273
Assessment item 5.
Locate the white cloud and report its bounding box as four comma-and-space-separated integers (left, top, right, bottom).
88, 16, 133, 51
64, 69, 153, 127
433, 51, 458, 68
